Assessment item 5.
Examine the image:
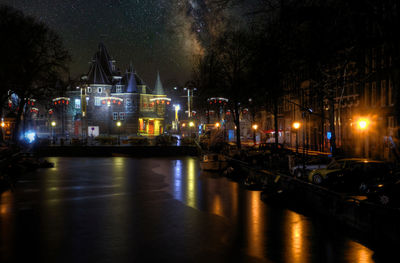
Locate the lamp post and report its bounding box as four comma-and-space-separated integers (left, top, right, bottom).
293, 122, 301, 153
357, 117, 370, 157
189, 121, 195, 138
173, 104, 180, 131
116, 121, 121, 145
252, 124, 258, 145
51, 121, 56, 145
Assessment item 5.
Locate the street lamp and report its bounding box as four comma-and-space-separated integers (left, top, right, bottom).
293, 122, 301, 153
173, 104, 180, 131
215, 122, 220, 128
116, 121, 122, 145
356, 117, 370, 157
357, 118, 369, 130
51, 121, 56, 144
252, 124, 258, 145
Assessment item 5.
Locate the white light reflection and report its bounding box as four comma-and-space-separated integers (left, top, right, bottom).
173, 160, 183, 201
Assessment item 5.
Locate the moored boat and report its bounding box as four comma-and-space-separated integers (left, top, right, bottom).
200, 153, 228, 171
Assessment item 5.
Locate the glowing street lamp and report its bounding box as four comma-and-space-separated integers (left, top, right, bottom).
356, 117, 370, 157
292, 122, 301, 130
189, 121, 195, 127
357, 118, 369, 130
252, 124, 258, 145
51, 121, 56, 144
292, 121, 301, 153
116, 121, 122, 145
1, 122, 5, 128
173, 104, 180, 122
215, 122, 220, 128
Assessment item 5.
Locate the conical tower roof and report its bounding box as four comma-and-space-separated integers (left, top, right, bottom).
125, 63, 138, 93
86, 53, 110, 85
154, 71, 164, 95
97, 42, 114, 76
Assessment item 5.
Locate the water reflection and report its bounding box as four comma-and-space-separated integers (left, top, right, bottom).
345, 240, 374, 263
212, 194, 223, 217
246, 190, 265, 258
169, 157, 376, 262
173, 160, 183, 200
172, 158, 201, 209
186, 158, 196, 207
0, 190, 14, 262
285, 211, 309, 263
0, 157, 379, 262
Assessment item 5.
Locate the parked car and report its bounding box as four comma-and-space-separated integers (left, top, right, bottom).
291, 156, 331, 178
365, 179, 400, 207
308, 158, 392, 191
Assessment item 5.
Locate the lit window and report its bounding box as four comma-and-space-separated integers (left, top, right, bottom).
113, 112, 118, 120
94, 97, 101, 106
119, 112, 125, 120
75, 99, 81, 109
98, 87, 102, 93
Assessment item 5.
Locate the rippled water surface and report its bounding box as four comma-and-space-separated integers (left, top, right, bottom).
0, 157, 389, 262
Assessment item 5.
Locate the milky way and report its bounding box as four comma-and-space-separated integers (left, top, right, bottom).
0, 0, 257, 87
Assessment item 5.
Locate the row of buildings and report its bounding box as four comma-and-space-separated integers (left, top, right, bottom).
199, 45, 399, 161
4, 42, 398, 161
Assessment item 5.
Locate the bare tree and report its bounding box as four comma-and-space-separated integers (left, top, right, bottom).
0, 5, 70, 143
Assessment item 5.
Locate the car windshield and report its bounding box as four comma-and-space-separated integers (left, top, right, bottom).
326, 159, 344, 169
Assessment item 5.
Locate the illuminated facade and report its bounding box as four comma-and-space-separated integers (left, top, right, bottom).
63, 43, 169, 137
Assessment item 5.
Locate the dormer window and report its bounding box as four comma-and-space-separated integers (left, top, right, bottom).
87, 87, 92, 93
116, 86, 122, 93
98, 87, 102, 93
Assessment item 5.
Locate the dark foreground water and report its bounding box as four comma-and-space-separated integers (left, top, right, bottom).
0, 157, 392, 262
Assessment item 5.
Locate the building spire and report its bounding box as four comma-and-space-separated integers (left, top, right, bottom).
154, 71, 164, 95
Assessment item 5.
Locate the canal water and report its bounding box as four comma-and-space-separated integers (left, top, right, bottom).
0, 157, 392, 262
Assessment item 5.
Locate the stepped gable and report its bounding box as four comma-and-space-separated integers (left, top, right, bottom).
154, 71, 164, 95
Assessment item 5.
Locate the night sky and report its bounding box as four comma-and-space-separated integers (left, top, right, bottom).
1, 0, 258, 88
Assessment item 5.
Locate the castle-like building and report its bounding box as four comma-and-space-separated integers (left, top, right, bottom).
55, 43, 170, 138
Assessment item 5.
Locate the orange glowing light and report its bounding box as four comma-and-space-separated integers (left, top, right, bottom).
357, 117, 370, 130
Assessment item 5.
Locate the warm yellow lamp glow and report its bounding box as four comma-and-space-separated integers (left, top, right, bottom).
215, 122, 220, 128
357, 118, 369, 130
1, 122, 5, 128
116, 121, 121, 127
51, 121, 56, 127
293, 122, 300, 129
189, 121, 194, 127
252, 124, 258, 130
